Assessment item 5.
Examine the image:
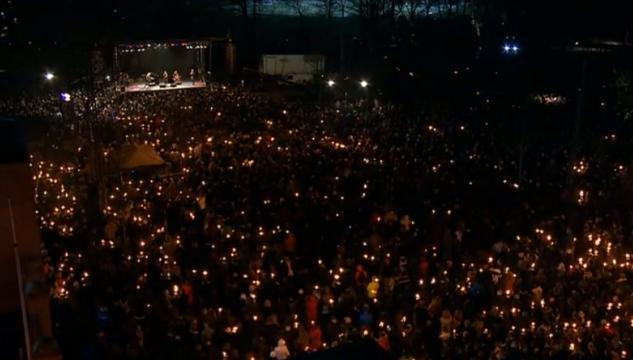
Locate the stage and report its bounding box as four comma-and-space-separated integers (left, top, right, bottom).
125, 80, 206, 93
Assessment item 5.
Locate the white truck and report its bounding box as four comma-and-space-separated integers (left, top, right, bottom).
260, 54, 325, 83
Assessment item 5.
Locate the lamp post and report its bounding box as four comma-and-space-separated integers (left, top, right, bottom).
320, 79, 337, 103
358, 79, 370, 103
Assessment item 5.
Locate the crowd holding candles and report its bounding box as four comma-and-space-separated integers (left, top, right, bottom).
2, 80, 633, 359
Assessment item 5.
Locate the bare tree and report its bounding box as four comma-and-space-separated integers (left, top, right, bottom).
423, 0, 433, 16
387, 0, 400, 24
283, 0, 308, 17
319, 0, 338, 21
435, 0, 445, 18
230, 0, 249, 20
447, 0, 459, 17
401, 0, 424, 21
350, 0, 390, 22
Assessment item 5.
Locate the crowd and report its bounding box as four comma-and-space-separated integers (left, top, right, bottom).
3, 81, 633, 360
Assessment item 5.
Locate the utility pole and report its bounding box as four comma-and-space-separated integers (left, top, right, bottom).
517, 107, 526, 185
8, 198, 32, 360
339, 1, 345, 73
568, 58, 588, 190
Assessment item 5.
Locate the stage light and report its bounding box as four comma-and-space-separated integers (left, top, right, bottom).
327, 80, 335, 87
360, 80, 368, 88
60, 92, 71, 102
105, 75, 111, 81
502, 42, 520, 55
44, 72, 55, 81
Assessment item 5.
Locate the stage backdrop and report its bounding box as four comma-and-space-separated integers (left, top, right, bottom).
118, 47, 202, 79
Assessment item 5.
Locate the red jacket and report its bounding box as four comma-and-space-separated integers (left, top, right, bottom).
306, 295, 318, 322
308, 325, 322, 350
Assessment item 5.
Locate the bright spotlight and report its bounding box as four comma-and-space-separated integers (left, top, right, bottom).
60, 92, 71, 102
44, 72, 55, 81
360, 80, 368, 88
327, 80, 335, 87
502, 41, 520, 55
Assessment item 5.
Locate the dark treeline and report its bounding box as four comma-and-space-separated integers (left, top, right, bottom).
3, 0, 632, 72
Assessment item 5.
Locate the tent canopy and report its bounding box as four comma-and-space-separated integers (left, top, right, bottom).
116, 144, 165, 170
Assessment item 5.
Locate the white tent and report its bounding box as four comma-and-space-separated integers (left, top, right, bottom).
116, 144, 165, 170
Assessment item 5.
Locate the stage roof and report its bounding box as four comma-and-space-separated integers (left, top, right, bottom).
115, 38, 228, 50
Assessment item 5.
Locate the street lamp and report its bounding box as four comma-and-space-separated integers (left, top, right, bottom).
359, 80, 368, 88
44, 72, 55, 81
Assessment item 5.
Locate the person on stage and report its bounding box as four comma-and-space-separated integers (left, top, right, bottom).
145, 72, 158, 87
162, 70, 169, 84
190, 68, 196, 82
172, 70, 181, 84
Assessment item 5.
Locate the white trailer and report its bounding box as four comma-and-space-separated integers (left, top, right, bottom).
260, 54, 325, 83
